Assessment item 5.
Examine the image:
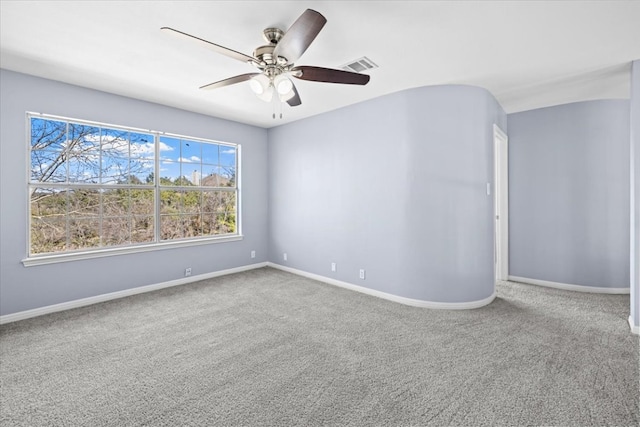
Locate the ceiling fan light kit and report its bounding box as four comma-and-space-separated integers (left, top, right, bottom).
249, 76, 267, 95
274, 75, 294, 96
162, 9, 370, 111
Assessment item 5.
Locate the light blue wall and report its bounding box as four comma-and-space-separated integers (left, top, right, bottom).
0, 70, 269, 316
268, 85, 506, 303
508, 100, 630, 289
3, 67, 633, 318
631, 60, 640, 328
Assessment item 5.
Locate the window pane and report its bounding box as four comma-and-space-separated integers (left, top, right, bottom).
182, 190, 201, 214
184, 165, 202, 186
31, 117, 67, 151
159, 161, 181, 185
161, 215, 183, 240
130, 189, 154, 216
101, 157, 129, 184
201, 167, 219, 187
31, 150, 67, 183
181, 139, 201, 163
68, 189, 100, 218
202, 143, 218, 165
160, 189, 181, 214
202, 204, 236, 236
202, 190, 221, 213
132, 215, 154, 243
219, 166, 236, 187
216, 212, 234, 234
68, 218, 100, 250
130, 159, 154, 185
68, 123, 100, 159
159, 136, 180, 162
102, 216, 130, 247
183, 214, 202, 238
68, 156, 100, 183
103, 189, 129, 217
101, 128, 130, 157
31, 187, 67, 216
219, 146, 236, 167
219, 191, 236, 214
30, 119, 69, 183
31, 217, 67, 254
129, 132, 154, 159
211, 214, 235, 234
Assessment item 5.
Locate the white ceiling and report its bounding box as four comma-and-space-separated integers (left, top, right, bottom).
2, 1, 639, 128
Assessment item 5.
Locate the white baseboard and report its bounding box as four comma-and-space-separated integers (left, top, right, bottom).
267, 262, 496, 310
629, 316, 640, 335
508, 275, 630, 294
0, 262, 268, 325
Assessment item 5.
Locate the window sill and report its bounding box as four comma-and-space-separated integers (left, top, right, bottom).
22, 235, 243, 267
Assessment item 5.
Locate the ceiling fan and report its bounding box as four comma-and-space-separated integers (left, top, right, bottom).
161, 9, 370, 108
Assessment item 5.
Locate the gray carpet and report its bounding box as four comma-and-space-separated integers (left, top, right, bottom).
1, 267, 638, 426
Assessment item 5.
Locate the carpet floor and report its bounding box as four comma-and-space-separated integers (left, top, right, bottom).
1, 267, 638, 426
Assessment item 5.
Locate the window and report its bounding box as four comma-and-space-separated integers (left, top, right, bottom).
28, 113, 239, 260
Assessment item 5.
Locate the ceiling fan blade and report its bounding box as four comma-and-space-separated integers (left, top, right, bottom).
273, 9, 327, 64
199, 73, 260, 90
286, 82, 302, 107
161, 27, 257, 64
291, 66, 370, 85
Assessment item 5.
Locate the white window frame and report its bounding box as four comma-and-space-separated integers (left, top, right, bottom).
23, 112, 242, 267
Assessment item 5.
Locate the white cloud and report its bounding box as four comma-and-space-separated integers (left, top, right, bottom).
61, 134, 173, 158
177, 156, 201, 162
130, 142, 155, 156
159, 142, 173, 152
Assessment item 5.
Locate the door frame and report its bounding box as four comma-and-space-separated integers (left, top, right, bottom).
494, 124, 509, 281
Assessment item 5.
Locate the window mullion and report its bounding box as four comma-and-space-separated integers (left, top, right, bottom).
154, 132, 161, 244
99, 127, 104, 247
65, 121, 70, 251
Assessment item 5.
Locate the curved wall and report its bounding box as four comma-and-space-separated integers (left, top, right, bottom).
268, 85, 506, 305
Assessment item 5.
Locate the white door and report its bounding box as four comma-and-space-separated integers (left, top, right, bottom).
494, 125, 509, 281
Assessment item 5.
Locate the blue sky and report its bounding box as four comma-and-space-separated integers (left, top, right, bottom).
30, 118, 236, 185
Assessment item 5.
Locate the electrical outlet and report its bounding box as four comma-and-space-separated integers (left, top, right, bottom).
283, 253, 288, 261
359, 269, 365, 280
185, 268, 192, 277
251, 250, 256, 259
331, 262, 336, 272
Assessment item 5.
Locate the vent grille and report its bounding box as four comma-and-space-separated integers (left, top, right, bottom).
341, 56, 378, 73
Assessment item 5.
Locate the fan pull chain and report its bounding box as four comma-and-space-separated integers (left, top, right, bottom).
272, 95, 277, 119
272, 99, 284, 119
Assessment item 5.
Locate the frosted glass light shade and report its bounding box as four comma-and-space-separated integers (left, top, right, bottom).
275, 75, 293, 95
249, 74, 273, 102
249, 79, 264, 94
278, 89, 295, 102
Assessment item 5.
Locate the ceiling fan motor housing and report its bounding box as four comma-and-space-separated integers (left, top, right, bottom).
262, 28, 284, 44
254, 39, 288, 71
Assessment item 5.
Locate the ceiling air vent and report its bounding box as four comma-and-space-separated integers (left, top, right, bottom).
341, 56, 378, 73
